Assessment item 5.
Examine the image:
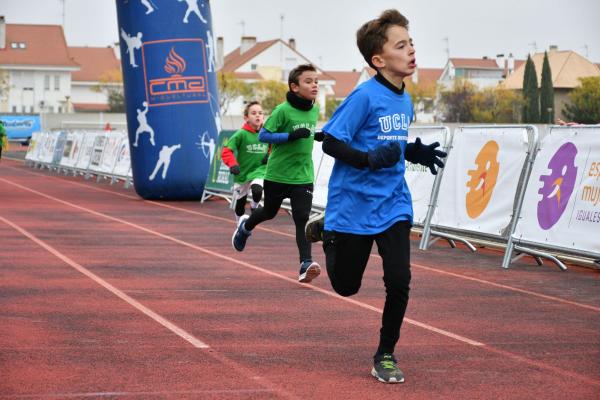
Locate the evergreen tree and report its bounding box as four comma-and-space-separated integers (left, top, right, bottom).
521, 55, 539, 123
540, 51, 555, 123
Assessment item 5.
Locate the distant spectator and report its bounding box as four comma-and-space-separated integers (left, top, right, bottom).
0, 120, 7, 160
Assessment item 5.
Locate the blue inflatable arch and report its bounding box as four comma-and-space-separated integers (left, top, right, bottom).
116, 0, 220, 199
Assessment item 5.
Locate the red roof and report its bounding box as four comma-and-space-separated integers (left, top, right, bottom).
325, 70, 361, 98
72, 102, 110, 112
416, 68, 443, 84
221, 39, 279, 72
450, 58, 500, 69
69, 47, 121, 82
0, 24, 79, 68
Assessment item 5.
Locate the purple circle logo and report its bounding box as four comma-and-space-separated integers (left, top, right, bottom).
537, 142, 578, 230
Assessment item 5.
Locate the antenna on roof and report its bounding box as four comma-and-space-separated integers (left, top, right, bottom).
443, 37, 450, 60
581, 44, 589, 58
237, 20, 245, 36
279, 14, 285, 39
528, 41, 537, 54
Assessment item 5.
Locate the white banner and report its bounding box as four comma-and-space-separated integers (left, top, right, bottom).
95, 132, 125, 174
75, 131, 101, 170
113, 135, 132, 177
405, 127, 450, 224
312, 142, 332, 209
38, 131, 59, 164
432, 126, 531, 236
513, 126, 600, 256
59, 131, 85, 168
87, 132, 108, 170
25, 131, 42, 161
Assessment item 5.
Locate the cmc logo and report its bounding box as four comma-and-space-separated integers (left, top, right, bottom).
466, 140, 500, 218
142, 39, 208, 107
537, 142, 578, 230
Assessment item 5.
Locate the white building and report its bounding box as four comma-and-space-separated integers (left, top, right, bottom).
68, 46, 121, 112
218, 37, 335, 117
0, 18, 80, 114
438, 57, 507, 89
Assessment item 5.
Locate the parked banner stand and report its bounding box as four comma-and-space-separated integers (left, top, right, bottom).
201, 130, 235, 203
504, 126, 600, 270
420, 126, 539, 267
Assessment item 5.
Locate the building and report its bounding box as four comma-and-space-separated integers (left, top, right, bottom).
68, 46, 121, 112
326, 70, 362, 101
502, 48, 600, 121
438, 57, 507, 89
217, 36, 335, 117
0, 18, 80, 114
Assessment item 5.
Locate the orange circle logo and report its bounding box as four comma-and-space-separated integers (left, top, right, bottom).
466, 140, 500, 218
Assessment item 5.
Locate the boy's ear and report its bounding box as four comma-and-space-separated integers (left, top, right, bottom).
371, 54, 385, 69
290, 82, 300, 93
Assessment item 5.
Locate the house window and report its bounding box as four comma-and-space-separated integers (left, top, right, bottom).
250, 63, 257, 71
44, 75, 50, 90
22, 105, 27, 113
58, 106, 63, 113
30, 106, 34, 113
19, 43, 27, 49
54, 76, 60, 91
12, 106, 17, 113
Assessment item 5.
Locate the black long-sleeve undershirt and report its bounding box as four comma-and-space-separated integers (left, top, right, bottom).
322, 133, 370, 169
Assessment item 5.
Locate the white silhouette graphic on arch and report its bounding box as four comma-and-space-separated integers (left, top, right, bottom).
196, 131, 215, 162
149, 144, 181, 181
206, 30, 215, 72
141, 0, 156, 14
133, 101, 155, 147
178, 0, 207, 24
120, 28, 143, 67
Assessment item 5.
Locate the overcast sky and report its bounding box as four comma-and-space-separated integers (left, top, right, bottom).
3, 0, 600, 70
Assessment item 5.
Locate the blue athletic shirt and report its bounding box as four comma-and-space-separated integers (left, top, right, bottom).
323, 76, 414, 235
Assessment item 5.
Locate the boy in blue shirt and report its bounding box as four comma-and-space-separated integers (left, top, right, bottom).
305, 10, 446, 383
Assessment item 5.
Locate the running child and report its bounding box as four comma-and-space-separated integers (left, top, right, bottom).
220, 101, 268, 222
305, 10, 447, 383
232, 64, 324, 283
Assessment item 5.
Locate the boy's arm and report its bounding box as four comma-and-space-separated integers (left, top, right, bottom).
322, 133, 401, 170
258, 127, 311, 144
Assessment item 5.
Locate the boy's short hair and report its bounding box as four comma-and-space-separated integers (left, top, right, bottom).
288, 64, 317, 90
243, 100, 261, 116
356, 9, 409, 70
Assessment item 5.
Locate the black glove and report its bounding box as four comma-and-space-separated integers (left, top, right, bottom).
367, 141, 401, 170
405, 137, 447, 175
229, 165, 241, 175
261, 153, 269, 165
288, 128, 311, 141
314, 130, 325, 142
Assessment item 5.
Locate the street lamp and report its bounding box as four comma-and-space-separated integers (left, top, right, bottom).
547, 107, 553, 124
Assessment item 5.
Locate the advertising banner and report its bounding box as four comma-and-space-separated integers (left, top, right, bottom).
513, 126, 600, 256
432, 127, 531, 236
0, 115, 41, 140
204, 130, 235, 194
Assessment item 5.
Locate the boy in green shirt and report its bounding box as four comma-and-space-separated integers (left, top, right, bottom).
221, 101, 268, 222
0, 120, 7, 160
232, 64, 324, 283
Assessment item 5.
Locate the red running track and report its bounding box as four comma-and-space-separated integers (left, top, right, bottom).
1, 157, 599, 399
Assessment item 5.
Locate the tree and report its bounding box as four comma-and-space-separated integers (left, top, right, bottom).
405, 77, 437, 118
0, 69, 9, 104
217, 72, 252, 115
325, 97, 342, 119
563, 77, 600, 124
540, 51, 555, 123
439, 79, 476, 122
93, 68, 124, 113
521, 55, 539, 123
471, 87, 523, 123
251, 80, 288, 114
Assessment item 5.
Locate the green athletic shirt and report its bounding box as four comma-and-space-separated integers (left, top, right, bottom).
263, 101, 319, 184
226, 128, 268, 184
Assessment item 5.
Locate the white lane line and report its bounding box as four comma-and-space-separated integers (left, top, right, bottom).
0, 214, 210, 350
0, 177, 484, 348
9, 165, 598, 313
